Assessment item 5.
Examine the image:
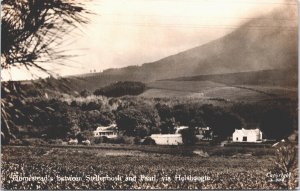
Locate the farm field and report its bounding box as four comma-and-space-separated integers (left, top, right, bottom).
142, 80, 297, 102
1, 145, 287, 190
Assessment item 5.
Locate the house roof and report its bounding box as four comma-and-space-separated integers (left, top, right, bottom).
151, 134, 182, 138
94, 124, 117, 132
233, 128, 261, 136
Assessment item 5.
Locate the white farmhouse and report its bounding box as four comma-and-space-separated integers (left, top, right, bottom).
150, 134, 183, 145
93, 124, 118, 138
232, 128, 262, 143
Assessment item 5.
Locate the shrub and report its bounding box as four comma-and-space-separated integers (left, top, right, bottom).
272, 143, 298, 189
142, 137, 156, 145
134, 137, 141, 145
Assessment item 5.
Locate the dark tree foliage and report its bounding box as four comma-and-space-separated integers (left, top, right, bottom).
180, 127, 197, 146
94, 81, 146, 97
173, 103, 206, 127
142, 137, 156, 145
212, 113, 243, 139
156, 103, 175, 134
46, 111, 80, 139
1, 0, 90, 144
173, 104, 192, 126
81, 101, 102, 111
116, 105, 160, 137
160, 118, 176, 134
79, 110, 115, 130
200, 104, 243, 139
260, 109, 293, 140
80, 89, 91, 98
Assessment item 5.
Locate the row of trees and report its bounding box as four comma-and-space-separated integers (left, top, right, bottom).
2, 89, 295, 144
115, 103, 245, 141
94, 81, 146, 97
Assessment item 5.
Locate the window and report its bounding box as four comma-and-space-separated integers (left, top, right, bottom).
242, 136, 247, 141
236, 137, 238, 141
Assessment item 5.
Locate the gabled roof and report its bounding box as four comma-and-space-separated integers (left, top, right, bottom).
95, 124, 117, 132
233, 128, 261, 136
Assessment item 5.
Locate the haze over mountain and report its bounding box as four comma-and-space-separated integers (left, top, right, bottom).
68, 6, 297, 91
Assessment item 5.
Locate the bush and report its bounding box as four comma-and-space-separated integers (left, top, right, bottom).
134, 137, 141, 145
142, 137, 156, 145
22, 138, 47, 146
9, 139, 23, 145
48, 139, 64, 145
94, 136, 109, 144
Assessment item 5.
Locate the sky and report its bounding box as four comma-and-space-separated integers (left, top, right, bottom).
1, 0, 296, 81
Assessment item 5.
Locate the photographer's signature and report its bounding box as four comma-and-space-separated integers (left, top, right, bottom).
266, 172, 291, 183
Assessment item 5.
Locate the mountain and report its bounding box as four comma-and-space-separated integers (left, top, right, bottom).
68, 6, 297, 91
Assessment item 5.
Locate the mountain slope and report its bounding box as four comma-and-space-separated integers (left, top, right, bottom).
68, 6, 297, 91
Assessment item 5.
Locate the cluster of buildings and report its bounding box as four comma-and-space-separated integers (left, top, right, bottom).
84, 124, 263, 146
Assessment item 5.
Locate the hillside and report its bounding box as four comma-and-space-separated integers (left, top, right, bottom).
66, 6, 297, 91
162, 69, 297, 87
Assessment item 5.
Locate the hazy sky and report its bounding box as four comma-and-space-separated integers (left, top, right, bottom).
2, 0, 296, 80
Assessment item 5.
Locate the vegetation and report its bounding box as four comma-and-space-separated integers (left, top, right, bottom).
272, 142, 298, 189
94, 81, 146, 97
1, 0, 90, 144
1, 90, 296, 143
260, 109, 293, 140
180, 127, 197, 145
2, 146, 294, 189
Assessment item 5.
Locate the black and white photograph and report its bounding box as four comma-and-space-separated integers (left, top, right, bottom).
0, 0, 298, 190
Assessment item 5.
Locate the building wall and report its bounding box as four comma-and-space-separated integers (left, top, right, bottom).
150, 134, 183, 145
232, 131, 262, 143
93, 131, 117, 138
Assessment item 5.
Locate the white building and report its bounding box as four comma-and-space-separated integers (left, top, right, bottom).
93, 124, 118, 138
150, 134, 183, 145
232, 128, 262, 143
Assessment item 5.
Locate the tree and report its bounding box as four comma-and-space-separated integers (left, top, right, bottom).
116, 108, 148, 137
212, 112, 244, 139
80, 89, 91, 98
142, 137, 156, 145
198, 105, 244, 140
1, 0, 89, 70
116, 105, 160, 137
180, 127, 197, 146
260, 109, 293, 140
1, 0, 90, 143
160, 118, 176, 134
156, 103, 175, 134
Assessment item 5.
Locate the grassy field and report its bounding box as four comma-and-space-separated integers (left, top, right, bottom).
142, 80, 297, 102
1, 145, 288, 190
